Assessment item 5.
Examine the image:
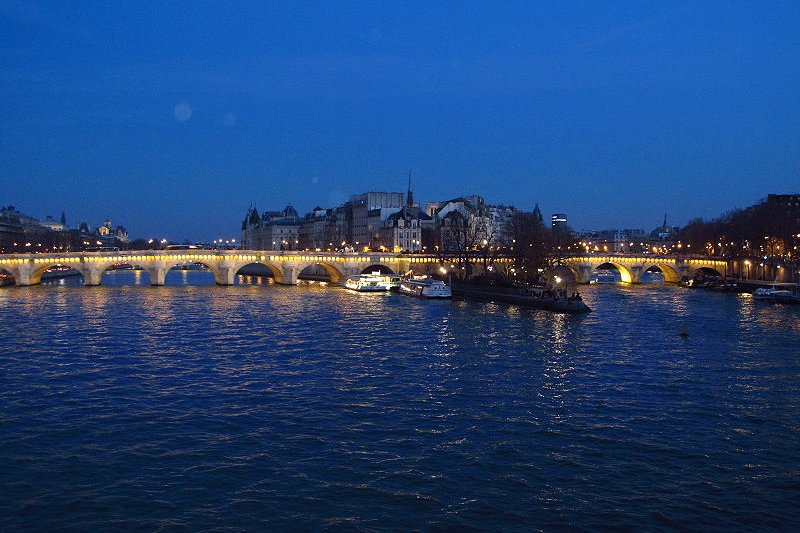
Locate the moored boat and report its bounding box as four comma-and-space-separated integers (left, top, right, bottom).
451, 283, 591, 314
752, 287, 800, 304
398, 276, 452, 299
343, 274, 393, 292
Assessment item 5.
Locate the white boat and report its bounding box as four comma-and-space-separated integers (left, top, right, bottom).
398, 277, 452, 299
753, 287, 800, 304
590, 270, 620, 284
344, 274, 393, 292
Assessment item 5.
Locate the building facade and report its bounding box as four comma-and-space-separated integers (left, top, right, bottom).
241, 205, 301, 250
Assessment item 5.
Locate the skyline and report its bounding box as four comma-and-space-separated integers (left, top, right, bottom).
2, 1, 799, 241
0, 186, 785, 245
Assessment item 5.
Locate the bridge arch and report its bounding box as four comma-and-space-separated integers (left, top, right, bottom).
234, 262, 284, 284
298, 262, 344, 283
692, 266, 724, 278
642, 263, 681, 283
594, 262, 633, 284
0, 267, 16, 286
31, 263, 86, 285
543, 265, 580, 291
164, 260, 223, 285
97, 262, 155, 286
99, 260, 144, 272
360, 264, 395, 276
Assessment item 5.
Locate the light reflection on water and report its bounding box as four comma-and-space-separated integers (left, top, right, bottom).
1, 272, 799, 530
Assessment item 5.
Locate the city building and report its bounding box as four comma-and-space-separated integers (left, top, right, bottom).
374, 182, 432, 252
298, 207, 328, 250
551, 213, 568, 229
578, 228, 648, 253
244, 186, 521, 254
241, 205, 301, 250
1, 205, 130, 252
431, 195, 517, 251
350, 191, 404, 248
650, 214, 679, 242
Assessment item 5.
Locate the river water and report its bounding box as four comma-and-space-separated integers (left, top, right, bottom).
1, 271, 799, 531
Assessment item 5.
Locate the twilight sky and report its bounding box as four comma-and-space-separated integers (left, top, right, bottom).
2, 0, 799, 241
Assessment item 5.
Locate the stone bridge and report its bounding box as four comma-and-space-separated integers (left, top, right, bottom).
0, 250, 453, 287
0, 250, 735, 288
559, 254, 730, 284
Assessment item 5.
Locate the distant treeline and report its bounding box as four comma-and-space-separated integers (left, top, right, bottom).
677, 196, 799, 258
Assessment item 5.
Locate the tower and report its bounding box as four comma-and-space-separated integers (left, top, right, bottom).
406, 169, 414, 207
532, 203, 543, 223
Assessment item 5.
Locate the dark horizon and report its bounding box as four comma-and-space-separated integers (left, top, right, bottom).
2, 189, 792, 245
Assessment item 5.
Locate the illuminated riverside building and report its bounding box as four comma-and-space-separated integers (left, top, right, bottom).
240, 205, 301, 250
245, 188, 516, 253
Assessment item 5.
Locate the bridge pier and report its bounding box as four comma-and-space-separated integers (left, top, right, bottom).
83, 267, 103, 286
575, 265, 593, 284
146, 266, 168, 286
14, 268, 34, 286
278, 264, 299, 285
629, 265, 644, 284
676, 262, 690, 282
216, 266, 237, 286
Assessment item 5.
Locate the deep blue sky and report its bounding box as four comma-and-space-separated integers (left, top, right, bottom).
2, 1, 799, 241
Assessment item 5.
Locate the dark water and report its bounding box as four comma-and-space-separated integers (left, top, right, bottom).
2, 271, 799, 531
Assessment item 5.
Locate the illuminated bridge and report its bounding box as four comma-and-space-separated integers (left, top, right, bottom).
0, 250, 733, 287
0, 250, 453, 287
558, 254, 730, 284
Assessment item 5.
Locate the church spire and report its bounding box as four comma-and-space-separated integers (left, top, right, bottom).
406, 169, 414, 207
532, 202, 543, 222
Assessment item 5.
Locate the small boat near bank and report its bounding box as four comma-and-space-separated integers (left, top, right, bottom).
398, 276, 452, 299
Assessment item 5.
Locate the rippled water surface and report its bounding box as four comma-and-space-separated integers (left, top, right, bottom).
2, 272, 799, 531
